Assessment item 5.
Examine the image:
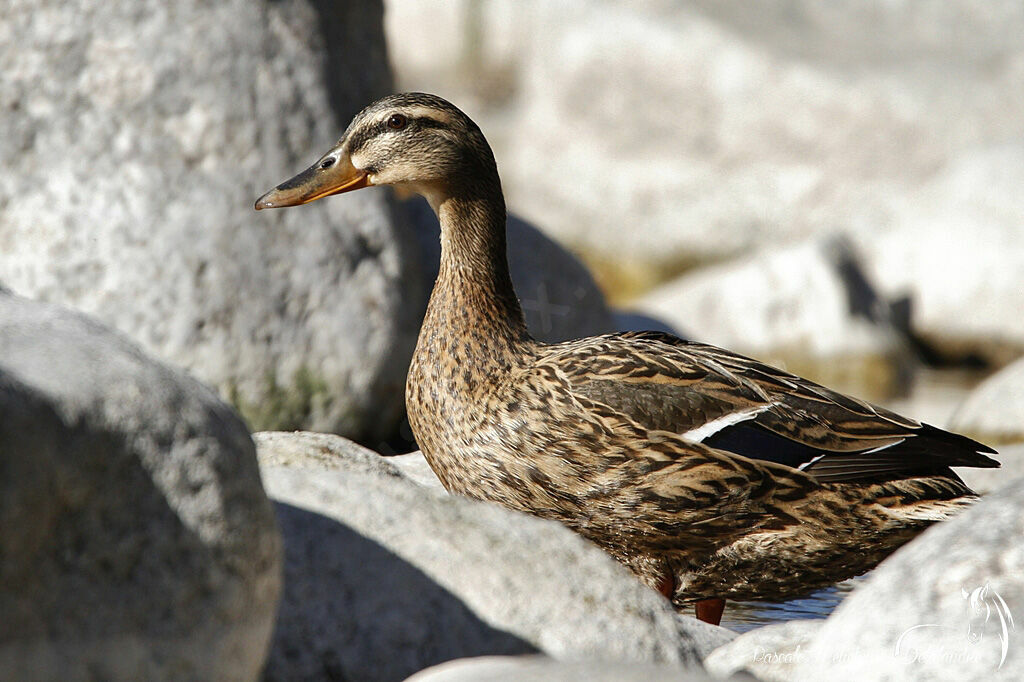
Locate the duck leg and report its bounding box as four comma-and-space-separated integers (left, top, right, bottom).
656, 572, 726, 625
655, 573, 674, 600
694, 598, 726, 625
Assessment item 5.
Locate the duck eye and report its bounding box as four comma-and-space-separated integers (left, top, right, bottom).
387, 114, 408, 130
319, 157, 336, 170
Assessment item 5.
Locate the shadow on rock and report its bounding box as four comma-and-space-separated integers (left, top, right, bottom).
264, 502, 537, 682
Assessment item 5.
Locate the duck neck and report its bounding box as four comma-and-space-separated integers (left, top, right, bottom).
425, 183, 529, 350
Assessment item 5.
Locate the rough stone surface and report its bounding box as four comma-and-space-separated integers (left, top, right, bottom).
389, 449, 448, 491
704, 620, 823, 682
636, 237, 909, 398
950, 356, 1024, 445
404, 655, 721, 682
254, 429, 398, 477
637, 237, 898, 357
256, 431, 733, 682
404, 197, 615, 343
0, 0, 424, 443
0, 292, 281, 681
792, 476, 1024, 680
320, 443, 739, 661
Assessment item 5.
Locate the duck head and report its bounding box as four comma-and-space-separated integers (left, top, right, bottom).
255, 93, 498, 212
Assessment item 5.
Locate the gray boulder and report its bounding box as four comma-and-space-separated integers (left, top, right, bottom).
255, 431, 732, 682
389, 449, 449, 491
0, 293, 281, 681
636, 237, 909, 399
792, 476, 1024, 680
948, 358, 1024, 494
321, 444, 735, 657
404, 655, 721, 682
255, 429, 399, 478
511, 1, 1024, 272
0, 0, 424, 443
857, 144, 1024, 366
950, 356, 1024, 446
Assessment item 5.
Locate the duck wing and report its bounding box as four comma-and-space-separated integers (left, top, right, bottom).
542, 331, 999, 483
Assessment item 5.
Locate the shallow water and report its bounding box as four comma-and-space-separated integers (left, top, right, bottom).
720, 578, 863, 632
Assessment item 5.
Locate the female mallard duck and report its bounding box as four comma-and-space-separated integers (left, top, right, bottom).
255, 93, 999, 625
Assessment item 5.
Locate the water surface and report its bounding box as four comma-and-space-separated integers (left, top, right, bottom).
721, 578, 863, 632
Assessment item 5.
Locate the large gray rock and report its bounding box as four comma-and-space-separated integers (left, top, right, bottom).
947, 357, 1024, 493
404, 197, 615, 343
387, 2, 1024, 332
636, 237, 909, 399
950, 356, 1024, 445
404, 655, 721, 682
0, 0, 424, 443
389, 449, 448, 491
255, 431, 732, 682
704, 620, 823, 682
320, 444, 734, 657
519, 3, 1022, 268
255, 429, 396, 476
0, 293, 281, 681
857, 145, 1024, 366
792, 476, 1024, 680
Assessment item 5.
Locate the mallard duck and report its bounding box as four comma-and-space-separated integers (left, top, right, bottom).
255, 93, 999, 625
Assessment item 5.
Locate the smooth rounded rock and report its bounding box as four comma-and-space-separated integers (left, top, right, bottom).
792, 476, 1024, 680
388, 449, 448, 491
950, 356, 1024, 445
857, 144, 1024, 366
255, 431, 734, 682
0, 292, 281, 681
255, 429, 402, 478
636, 237, 909, 398
404, 655, 719, 682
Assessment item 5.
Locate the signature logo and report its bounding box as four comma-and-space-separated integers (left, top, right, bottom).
894, 582, 1015, 670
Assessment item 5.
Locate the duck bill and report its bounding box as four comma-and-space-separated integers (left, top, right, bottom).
254, 154, 371, 210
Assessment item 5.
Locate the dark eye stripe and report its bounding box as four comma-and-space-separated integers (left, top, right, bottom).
348, 115, 445, 155
414, 117, 447, 131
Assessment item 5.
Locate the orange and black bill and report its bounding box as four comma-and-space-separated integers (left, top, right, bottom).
254, 153, 370, 210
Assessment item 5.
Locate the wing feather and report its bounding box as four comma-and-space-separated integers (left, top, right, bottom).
542, 331, 998, 483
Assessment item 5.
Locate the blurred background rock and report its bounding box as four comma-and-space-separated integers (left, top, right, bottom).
1, 0, 1022, 451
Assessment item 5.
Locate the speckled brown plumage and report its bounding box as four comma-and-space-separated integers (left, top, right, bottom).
256, 92, 1000, 612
